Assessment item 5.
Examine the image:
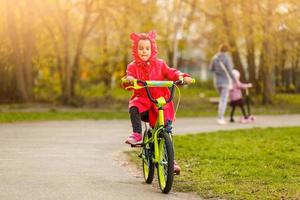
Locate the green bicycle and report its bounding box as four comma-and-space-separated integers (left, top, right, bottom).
123, 78, 195, 193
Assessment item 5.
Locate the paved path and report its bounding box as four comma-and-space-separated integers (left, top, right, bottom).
0, 115, 299, 200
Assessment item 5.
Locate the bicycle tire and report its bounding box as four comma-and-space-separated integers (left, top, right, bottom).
157, 131, 174, 193
142, 130, 154, 184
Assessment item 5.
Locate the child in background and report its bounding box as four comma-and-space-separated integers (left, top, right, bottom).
229, 69, 252, 123
122, 31, 194, 173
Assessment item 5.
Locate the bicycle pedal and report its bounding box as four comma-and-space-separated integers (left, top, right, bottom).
130, 143, 144, 148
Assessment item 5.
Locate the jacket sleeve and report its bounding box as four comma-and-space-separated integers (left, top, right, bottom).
236, 80, 250, 90
121, 64, 136, 89
162, 62, 190, 81
126, 63, 137, 78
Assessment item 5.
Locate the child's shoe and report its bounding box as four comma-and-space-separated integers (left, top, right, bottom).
230, 118, 235, 123
217, 118, 226, 125
174, 160, 181, 175
241, 117, 253, 123
125, 132, 142, 145
249, 115, 256, 121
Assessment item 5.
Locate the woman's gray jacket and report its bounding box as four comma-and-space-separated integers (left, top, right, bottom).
209, 52, 236, 87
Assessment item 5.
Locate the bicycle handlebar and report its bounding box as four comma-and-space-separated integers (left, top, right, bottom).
123, 78, 195, 104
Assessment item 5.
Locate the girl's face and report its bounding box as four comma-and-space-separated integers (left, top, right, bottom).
138, 39, 151, 61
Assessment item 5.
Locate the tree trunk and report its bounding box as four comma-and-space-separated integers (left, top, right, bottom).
61, 10, 71, 104
70, 0, 102, 99
220, 1, 246, 82
241, 0, 256, 85
171, 0, 184, 69
261, 0, 275, 104
246, 37, 256, 84
23, 0, 35, 101
6, 1, 29, 102
70, 1, 91, 98
280, 49, 287, 88
230, 42, 246, 82
291, 46, 300, 91
256, 50, 264, 94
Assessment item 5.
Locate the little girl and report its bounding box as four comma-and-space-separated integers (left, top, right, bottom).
229, 69, 252, 122
122, 31, 193, 173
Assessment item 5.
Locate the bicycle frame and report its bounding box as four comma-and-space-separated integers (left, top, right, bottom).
144, 108, 165, 166
122, 77, 195, 192
123, 79, 176, 151
128, 80, 173, 164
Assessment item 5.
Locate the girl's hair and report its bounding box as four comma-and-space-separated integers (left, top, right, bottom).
219, 43, 230, 52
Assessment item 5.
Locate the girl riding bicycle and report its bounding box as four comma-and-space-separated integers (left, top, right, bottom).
122, 31, 194, 173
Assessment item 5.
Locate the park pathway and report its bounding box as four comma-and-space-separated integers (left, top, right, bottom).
0, 115, 299, 200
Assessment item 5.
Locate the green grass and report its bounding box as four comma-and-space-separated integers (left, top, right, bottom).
173, 127, 300, 199
0, 86, 299, 123
0, 100, 299, 123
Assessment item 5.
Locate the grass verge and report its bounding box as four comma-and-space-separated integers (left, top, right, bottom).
1, 105, 300, 123
126, 127, 300, 199
174, 127, 300, 199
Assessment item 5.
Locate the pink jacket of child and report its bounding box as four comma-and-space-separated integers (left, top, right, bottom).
229, 80, 251, 101
122, 31, 189, 127
229, 69, 252, 101
229, 81, 248, 101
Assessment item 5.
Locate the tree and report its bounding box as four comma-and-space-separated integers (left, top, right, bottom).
36, 0, 104, 104
0, 0, 299, 105
5, 0, 35, 102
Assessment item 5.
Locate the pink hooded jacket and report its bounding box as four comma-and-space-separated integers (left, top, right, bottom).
229, 80, 251, 101
123, 31, 189, 127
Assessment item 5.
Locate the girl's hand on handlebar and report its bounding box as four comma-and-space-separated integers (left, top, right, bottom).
183, 77, 194, 84
124, 76, 134, 83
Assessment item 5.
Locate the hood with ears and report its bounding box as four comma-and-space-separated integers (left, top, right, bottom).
130, 31, 158, 66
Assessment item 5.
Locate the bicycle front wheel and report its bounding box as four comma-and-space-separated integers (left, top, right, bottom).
142, 130, 154, 184
157, 131, 174, 193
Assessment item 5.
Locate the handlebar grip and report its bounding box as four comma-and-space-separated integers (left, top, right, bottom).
174, 78, 196, 85
121, 77, 131, 84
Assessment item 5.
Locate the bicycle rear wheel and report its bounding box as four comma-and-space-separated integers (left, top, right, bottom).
142, 130, 154, 184
157, 131, 174, 193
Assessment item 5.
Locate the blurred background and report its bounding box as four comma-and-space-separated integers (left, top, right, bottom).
0, 0, 299, 111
